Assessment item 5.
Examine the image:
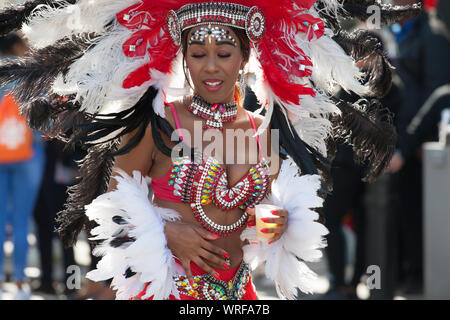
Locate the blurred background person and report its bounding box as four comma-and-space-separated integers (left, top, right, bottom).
32, 139, 79, 296
387, 0, 450, 294
0, 32, 45, 299
320, 141, 366, 300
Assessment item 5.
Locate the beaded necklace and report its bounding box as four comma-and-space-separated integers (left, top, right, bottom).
187, 95, 238, 131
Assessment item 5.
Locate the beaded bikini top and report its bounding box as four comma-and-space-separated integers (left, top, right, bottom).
150, 103, 271, 236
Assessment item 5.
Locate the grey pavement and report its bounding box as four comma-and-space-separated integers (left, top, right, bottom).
0, 222, 424, 300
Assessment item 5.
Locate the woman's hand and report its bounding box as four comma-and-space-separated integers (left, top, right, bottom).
164, 221, 230, 286
386, 150, 404, 174
246, 207, 289, 244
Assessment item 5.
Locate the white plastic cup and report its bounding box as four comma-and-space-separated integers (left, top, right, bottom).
255, 204, 282, 242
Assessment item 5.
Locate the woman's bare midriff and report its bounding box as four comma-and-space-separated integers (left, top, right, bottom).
152, 196, 245, 270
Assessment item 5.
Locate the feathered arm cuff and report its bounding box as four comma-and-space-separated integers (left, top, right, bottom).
240, 158, 329, 299
85, 169, 183, 300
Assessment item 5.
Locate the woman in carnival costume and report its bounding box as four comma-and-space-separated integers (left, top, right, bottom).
0, 0, 420, 300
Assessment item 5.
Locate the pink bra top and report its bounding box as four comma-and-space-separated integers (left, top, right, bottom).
151, 103, 271, 211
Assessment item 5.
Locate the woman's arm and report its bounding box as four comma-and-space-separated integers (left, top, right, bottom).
103, 121, 229, 288
107, 124, 155, 192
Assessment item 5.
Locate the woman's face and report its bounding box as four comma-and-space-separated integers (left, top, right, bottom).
185, 25, 244, 104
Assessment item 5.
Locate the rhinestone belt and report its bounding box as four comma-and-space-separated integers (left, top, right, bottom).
173, 261, 250, 300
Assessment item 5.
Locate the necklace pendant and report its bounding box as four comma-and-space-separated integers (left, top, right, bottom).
211, 104, 219, 112
188, 95, 237, 132
205, 119, 224, 131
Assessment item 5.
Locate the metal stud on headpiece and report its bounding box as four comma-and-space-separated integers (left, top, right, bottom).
167, 10, 182, 46
189, 25, 238, 46
245, 6, 265, 42
166, 2, 266, 47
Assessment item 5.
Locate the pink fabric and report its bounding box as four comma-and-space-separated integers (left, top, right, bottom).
246, 110, 265, 161
150, 169, 183, 203
168, 103, 184, 141
150, 103, 185, 203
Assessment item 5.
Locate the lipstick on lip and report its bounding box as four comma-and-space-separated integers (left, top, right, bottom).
203, 79, 224, 92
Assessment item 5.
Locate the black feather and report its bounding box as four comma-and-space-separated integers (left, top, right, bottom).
342, 0, 422, 25
315, 1, 341, 32
270, 105, 319, 176
270, 105, 334, 195
330, 98, 397, 183
112, 215, 127, 225
56, 139, 119, 247
20, 94, 81, 132
0, 0, 77, 36
334, 30, 393, 98
55, 86, 188, 247
76, 85, 194, 158
0, 34, 93, 105
124, 267, 136, 279
73, 87, 157, 154
110, 236, 135, 248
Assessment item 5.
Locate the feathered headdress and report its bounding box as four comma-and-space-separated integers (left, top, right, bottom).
0, 0, 421, 245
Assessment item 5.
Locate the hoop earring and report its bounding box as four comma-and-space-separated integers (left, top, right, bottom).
238, 70, 246, 98
184, 65, 194, 91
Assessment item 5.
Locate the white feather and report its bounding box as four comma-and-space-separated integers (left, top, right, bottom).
247, 49, 268, 108
165, 53, 192, 101
240, 158, 329, 300
85, 169, 183, 300
314, 0, 343, 17
52, 22, 169, 116
22, 0, 140, 49
290, 93, 341, 156
298, 31, 369, 96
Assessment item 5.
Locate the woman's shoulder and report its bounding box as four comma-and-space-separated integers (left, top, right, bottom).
110, 123, 155, 186
164, 98, 188, 123
165, 98, 186, 111
245, 109, 265, 129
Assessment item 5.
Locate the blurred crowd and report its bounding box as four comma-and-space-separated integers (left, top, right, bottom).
320, 0, 450, 299
0, 32, 114, 300
0, 0, 449, 300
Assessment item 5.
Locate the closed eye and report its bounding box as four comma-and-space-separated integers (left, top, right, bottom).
191, 53, 231, 58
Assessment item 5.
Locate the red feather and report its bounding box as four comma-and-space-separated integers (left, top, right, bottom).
263, 64, 315, 104
123, 28, 178, 89
295, 14, 324, 41
264, 27, 313, 78
117, 3, 169, 31
123, 63, 152, 89
122, 29, 151, 58
255, 38, 315, 104
119, 0, 324, 96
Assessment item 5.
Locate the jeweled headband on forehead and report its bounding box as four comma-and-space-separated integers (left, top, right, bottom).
167, 2, 265, 46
